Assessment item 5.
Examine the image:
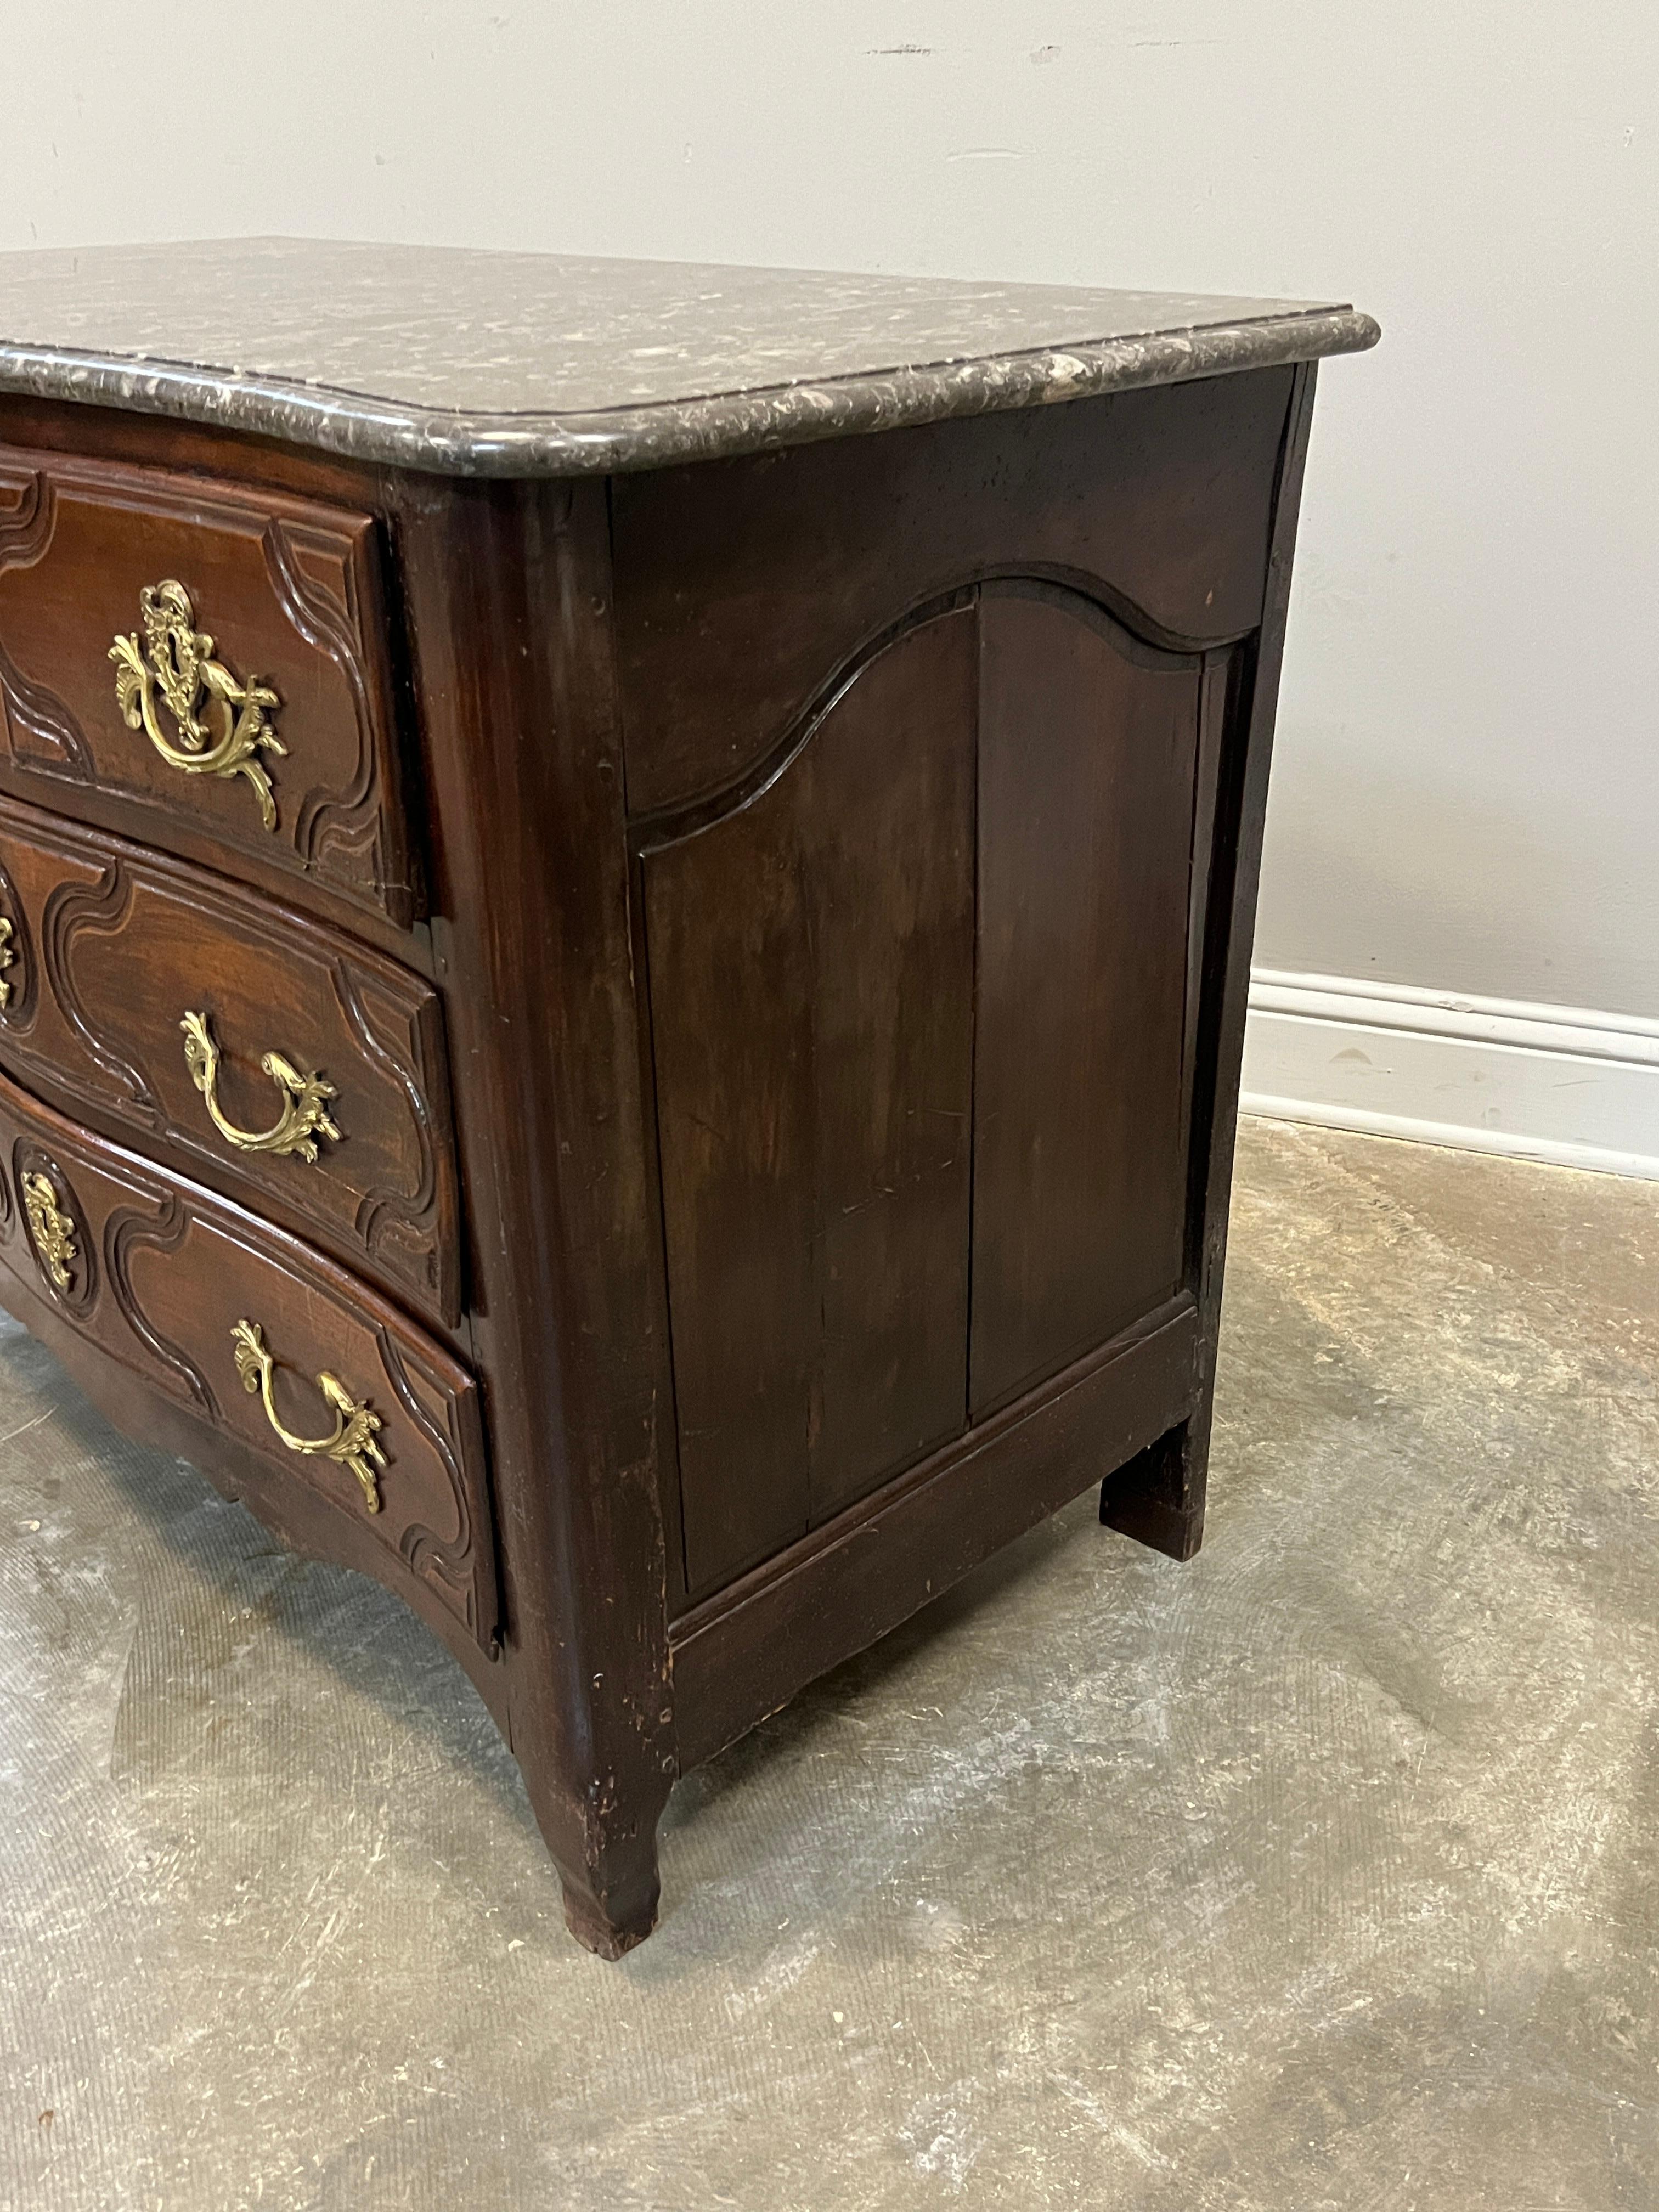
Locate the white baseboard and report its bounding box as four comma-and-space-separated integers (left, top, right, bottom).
1241, 969, 1659, 1182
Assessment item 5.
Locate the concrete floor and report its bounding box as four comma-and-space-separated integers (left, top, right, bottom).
2, 1118, 1656, 2210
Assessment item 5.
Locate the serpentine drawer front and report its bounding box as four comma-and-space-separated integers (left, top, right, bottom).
0, 447, 415, 927
0, 1062, 496, 1650
0, 794, 459, 1327
0, 238, 1377, 1957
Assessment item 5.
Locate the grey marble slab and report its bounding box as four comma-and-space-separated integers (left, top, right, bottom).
0, 238, 1378, 478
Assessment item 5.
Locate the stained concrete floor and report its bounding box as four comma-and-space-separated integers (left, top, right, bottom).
2, 1118, 1657, 2210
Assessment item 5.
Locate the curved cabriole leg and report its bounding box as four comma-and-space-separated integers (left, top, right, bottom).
520, 1699, 676, 1964
556, 1835, 663, 1960
1100, 1414, 1207, 1562
517, 1740, 669, 1958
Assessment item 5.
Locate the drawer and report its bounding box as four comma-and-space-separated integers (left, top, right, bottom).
0, 1063, 496, 1651
0, 447, 416, 926
0, 794, 459, 1328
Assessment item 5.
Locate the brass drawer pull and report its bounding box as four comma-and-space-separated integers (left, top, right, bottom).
181, 1011, 342, 1163
21, 1170, 77, 1292
0, 915, 15, 1009
231, 1318, 385, 1513
109, 580, 286, 830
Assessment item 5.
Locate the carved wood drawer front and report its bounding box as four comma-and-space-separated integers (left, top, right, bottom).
0, 795, 459, 1329
0, 1064, 496, 1650
0, 447, 416, 927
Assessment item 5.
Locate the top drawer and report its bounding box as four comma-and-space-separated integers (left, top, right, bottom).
0, 448, 417, 927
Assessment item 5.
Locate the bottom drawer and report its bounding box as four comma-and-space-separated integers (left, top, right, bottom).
0, 1064, 498, 1651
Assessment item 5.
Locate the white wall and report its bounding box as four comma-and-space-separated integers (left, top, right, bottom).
5, 4, 1658, 1158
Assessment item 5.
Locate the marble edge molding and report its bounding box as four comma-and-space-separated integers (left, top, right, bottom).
0, 306, 1379, 479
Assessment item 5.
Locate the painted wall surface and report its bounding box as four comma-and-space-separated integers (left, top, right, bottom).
4, 3, 1656, 1020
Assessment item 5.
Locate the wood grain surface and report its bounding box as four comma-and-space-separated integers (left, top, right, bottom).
0, 445, 416, 925
0, 1059, 495, 1646
0, 357, 1314, 1955
613, 371, 1291, 815
0, 792, 459, 1326
969, 585, 1199, 1414
645, 608, 978, 1596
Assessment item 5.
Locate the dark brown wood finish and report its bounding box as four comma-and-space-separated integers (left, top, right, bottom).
644, 606, 978, 1596
969, 585, 1199, 1414
0, 793, 458, 1325
612, 370, 1293, 816
397, 473, 678, 1957
1102, 361, 1321, 1561
0, 447, 416, 926
0, 1061, 495, 1646
671, 1293, 1200, 1769
0, 355, 1326, 1957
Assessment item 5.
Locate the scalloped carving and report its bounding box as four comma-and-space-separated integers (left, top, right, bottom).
0, 465, 92, 782
377, 1328, 486, 1634
261, 515, 401, 908
637, 588, 974, 850
0, 795, 459, 1324
636, 580, 1199, 853
332, 960, 445, 1301
0, 1063, 496, 1649
0, 449, 416, 926
614, 373, 1291, 817
41, 860, 156, 1118
105, 1187, 215, 1413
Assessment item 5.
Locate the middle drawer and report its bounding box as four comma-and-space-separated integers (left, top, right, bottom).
0, 794, 460, 1328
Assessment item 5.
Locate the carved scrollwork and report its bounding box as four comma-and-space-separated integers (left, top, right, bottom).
0, 810, 451, 1322
0, 1060, 489, 1647
2, 461, 406, 922
105, 1190, 213, 1413
40, 862, 156, 1119
0, 466, 93, 781
21, 1167, 77, 1292
375, 1329, 483, 1630
331, 962, 443, 1297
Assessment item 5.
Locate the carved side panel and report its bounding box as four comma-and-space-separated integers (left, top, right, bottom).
644, 578, 1211, 1598
644, 608, 978, 1599
0, 446, 416, 926
0, 794, 459, 1326
614, 371, 1293, 816
0, 1063, 496, 1647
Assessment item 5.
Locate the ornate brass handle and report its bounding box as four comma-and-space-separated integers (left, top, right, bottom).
231, 1318, 385, 1513
21, 1170, 76, 1292
180, 1011, 342, 1163
109, 580, 286, 830
0, 915, 16, 1009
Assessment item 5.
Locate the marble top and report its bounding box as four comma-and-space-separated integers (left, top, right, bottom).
0, 239, 1379, 479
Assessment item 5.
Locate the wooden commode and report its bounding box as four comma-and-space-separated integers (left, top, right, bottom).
0, 241, 1376, 1953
